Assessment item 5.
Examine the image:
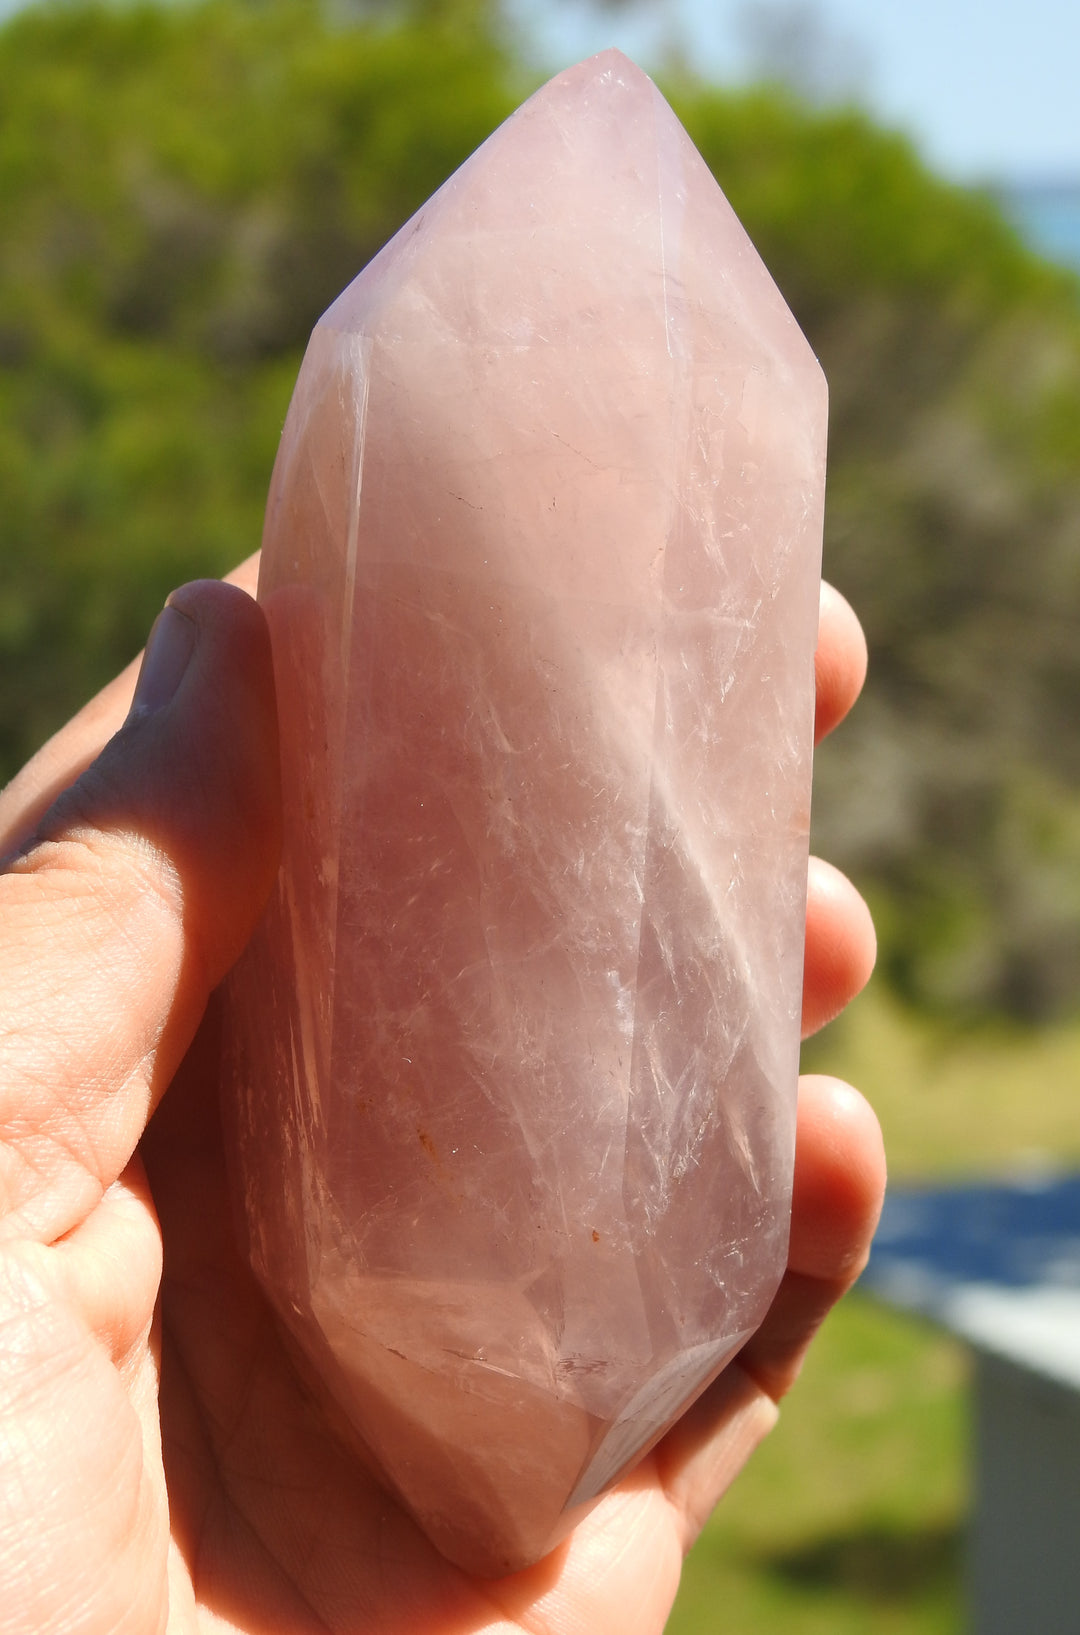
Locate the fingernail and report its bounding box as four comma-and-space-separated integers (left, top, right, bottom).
128, 604, 197, 722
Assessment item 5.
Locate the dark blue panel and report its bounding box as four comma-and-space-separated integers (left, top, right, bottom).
862, 1175, 1080, 1296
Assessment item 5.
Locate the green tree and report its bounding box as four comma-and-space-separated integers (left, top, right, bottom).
0, 0, 515, 771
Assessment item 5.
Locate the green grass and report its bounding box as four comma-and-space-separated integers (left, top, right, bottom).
667, 982, 1080, 1632
670, 1300, 966, 1634
807, 984, 1080, 1180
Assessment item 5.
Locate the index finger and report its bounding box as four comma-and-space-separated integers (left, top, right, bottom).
815, 581, 867, 744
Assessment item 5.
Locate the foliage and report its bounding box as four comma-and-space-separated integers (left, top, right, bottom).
0, 0, 516, 770
3, 0, 1080, 1018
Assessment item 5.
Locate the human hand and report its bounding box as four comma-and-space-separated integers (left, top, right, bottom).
0, 565, 881, 1635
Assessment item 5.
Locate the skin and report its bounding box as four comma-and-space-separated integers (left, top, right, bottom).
0, 562, 882, 1635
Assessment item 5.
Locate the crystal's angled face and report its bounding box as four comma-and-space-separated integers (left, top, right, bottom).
224, 50, 826, 1576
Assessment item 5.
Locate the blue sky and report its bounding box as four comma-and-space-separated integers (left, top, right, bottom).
522, 0, 1080, 181
1, 0, 1077, 181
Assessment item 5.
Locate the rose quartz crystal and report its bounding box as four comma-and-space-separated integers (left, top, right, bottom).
224, 50, 826, 1576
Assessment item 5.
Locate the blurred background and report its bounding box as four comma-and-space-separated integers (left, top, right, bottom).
3, 0, 1080, 1628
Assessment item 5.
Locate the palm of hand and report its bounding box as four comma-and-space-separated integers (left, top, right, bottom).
0, 577, 881, 1635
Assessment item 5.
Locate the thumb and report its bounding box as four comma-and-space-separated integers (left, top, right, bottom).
0, 580, 280, 1246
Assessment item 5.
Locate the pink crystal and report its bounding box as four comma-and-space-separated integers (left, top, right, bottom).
224, 51, 826, 1576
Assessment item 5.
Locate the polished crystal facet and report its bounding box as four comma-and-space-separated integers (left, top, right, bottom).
224, 50, 826, 1576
